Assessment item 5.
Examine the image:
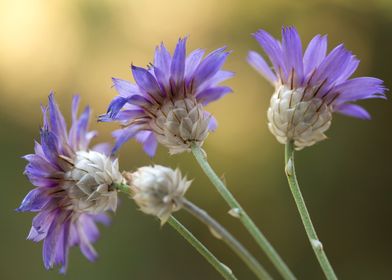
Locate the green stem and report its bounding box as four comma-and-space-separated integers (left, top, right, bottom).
114, 183, 237, 280
191, 144, 296, 280
183, 199, 272, 280
167, 216, 237, 280
285, 142, 337, 280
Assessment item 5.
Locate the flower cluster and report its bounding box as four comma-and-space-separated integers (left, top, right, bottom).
17, 94, 122, 272
99, 37, 233, 156
248, 27, 386, 149
18, 29, 387, 275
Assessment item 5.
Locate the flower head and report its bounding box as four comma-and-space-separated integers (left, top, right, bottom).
100, 37, 233, 156
130, 165, 191, 224
248, 27, 386, 149
17, 93, 122, 273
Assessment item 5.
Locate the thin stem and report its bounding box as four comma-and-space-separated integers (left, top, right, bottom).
191, 144, 296, 280
114, 183, 237, 280
167, 216, 237, 280
285, 141, 337, 280
182, 199, 272, 280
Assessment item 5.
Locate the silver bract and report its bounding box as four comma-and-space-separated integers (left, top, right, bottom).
268, 85, 333, 149
150, 97, 210, 154
65, 150, 122, 213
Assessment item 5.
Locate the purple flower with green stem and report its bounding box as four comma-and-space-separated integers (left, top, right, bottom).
99, 37, 233, 156
248, 26, 387, 279
248, 26, 386, 149
17, 93, 121, 273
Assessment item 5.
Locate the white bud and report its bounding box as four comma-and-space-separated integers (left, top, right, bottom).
268, 85, 332, 149
65, 150, 122, 213
131, 165, 192, 224
150, 97, 210, 154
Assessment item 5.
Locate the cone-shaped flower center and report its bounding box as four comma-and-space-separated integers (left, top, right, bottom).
268, 85, 333, 149
149, 96, 210, 154
65, 151, 122, 213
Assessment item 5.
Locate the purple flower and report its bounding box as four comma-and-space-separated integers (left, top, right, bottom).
17, 93, 118, 273
100, 37, 233, 156
248, 27, 387, 149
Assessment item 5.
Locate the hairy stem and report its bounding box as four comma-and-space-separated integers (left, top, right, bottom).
182, 199, 272, 280
285, 141, 337, 280
191, 144, 296, 280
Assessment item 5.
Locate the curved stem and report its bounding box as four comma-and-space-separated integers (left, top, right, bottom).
114, 183, 237, 280
191, 144, 296, 280
285, 142, 337, 280
182, 199, 272, 280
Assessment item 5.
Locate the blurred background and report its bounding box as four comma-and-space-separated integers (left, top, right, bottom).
1, 0, 391, 279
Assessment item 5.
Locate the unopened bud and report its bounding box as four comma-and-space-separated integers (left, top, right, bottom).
131, 165, 192, 224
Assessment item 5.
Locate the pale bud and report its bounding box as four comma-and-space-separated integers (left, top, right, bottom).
131, 165, 192, 224
65, 150, 123, 213
267, 85, 332, 149
150, 97, 210, 154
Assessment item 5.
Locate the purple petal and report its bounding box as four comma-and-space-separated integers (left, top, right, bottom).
28, 210, 57, 242
54, 219, 70, 270
48, 93, 68, 143
204, 112, 218, 131
115, 109, 145, 121
112, 126, 140, 154
334, 55, 360, 84
335, 103, 371, 120
25, 176, 59, 188
71, 95, 80, 123
334, 77, 386, 102
43, 216, 63, 269
92, 143, 112, 156
247, 51, 277, 84
34, 141, 45, 158
253, 29, 286, 81
136, 131, 157, 157
78, 222, 98, 262
69, 224, 80, 247
80, 215, 100, 243
73, 106, 91, 150
112, 78, 140, 97
154, 43, 171, 74
193, 47, 230, 88
23, 154, 58, 177
197, 71, 234, 94
99, 96, 129, 121
58, 220, 70, 274
303, 34, 327, 77
93, 213, 111, 226
185, 49, 205, 80
131, 65, 162, 98
16, 188, 49, 212
312, 44, 352, 87
40, 129, 59, 165
196, 86, 232, 105
170, 37, 187, 85
281, 27, 304, 85
128, 94, 153, 107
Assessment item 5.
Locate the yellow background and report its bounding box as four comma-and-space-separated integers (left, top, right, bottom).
1, 0, 391, 279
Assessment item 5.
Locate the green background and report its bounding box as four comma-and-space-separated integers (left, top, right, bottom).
1, 0, 391, 279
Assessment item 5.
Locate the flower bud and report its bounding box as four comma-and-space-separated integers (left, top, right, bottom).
267, 85, 332, 149
66, 150, 123, 213
131, 165, 191, 224
150, 97, 210, 154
